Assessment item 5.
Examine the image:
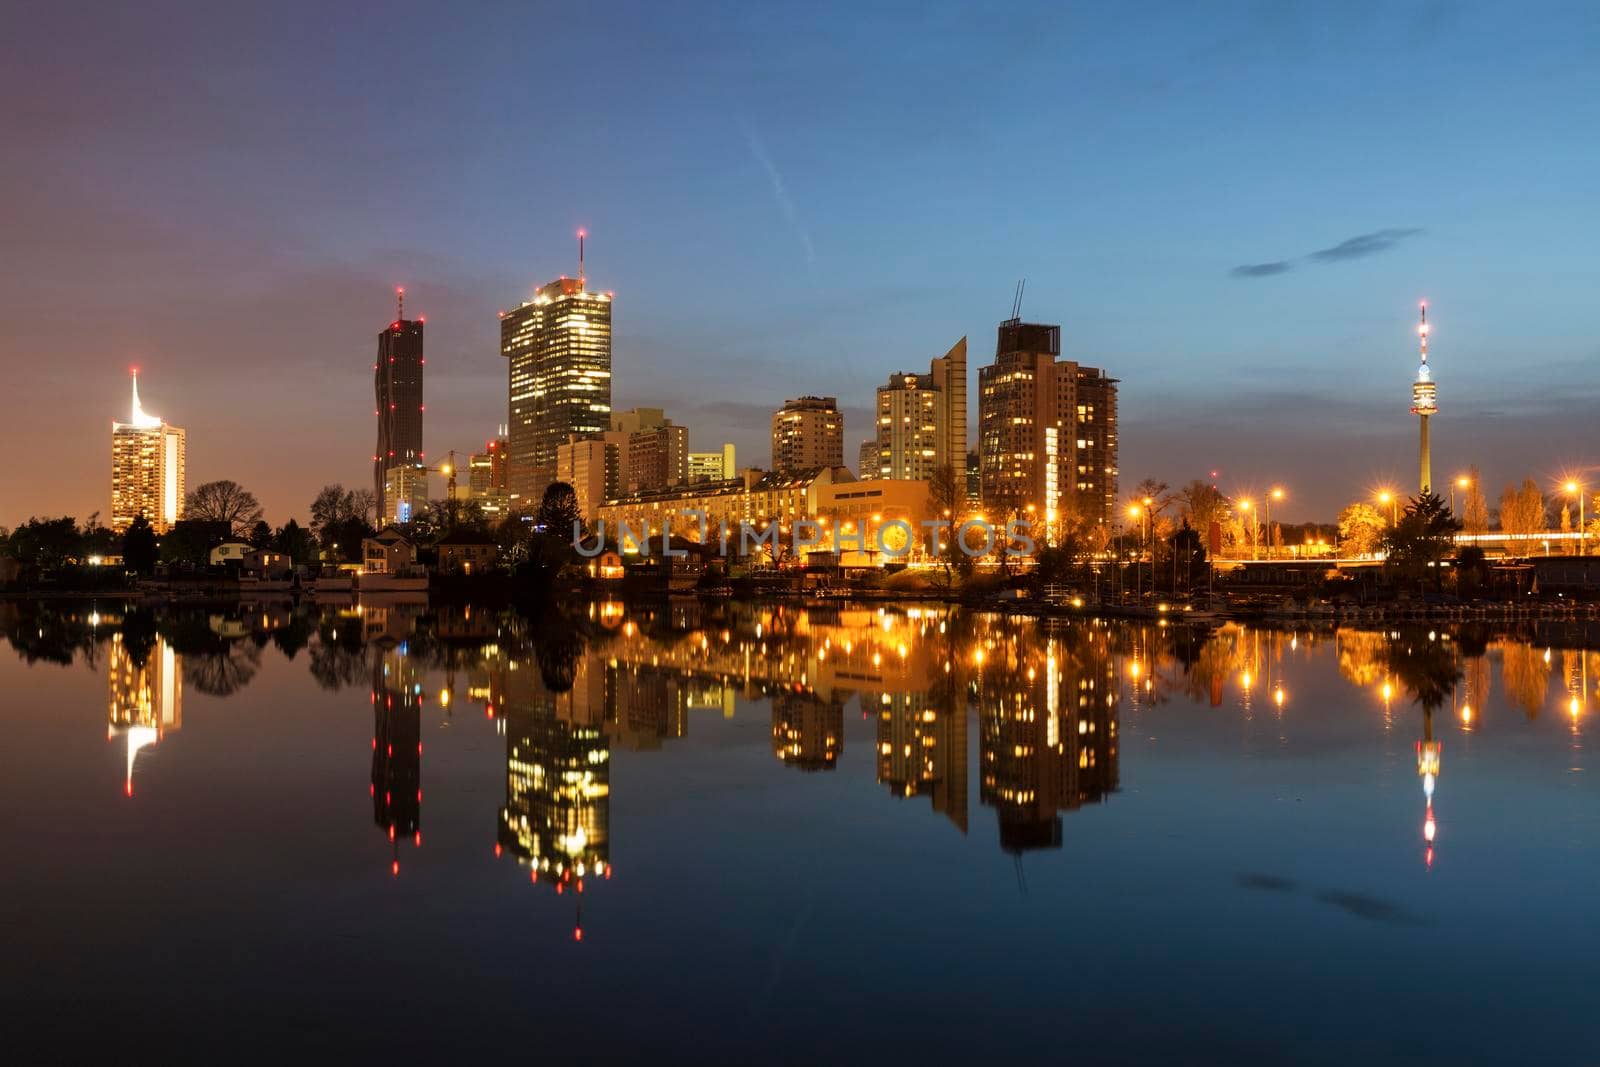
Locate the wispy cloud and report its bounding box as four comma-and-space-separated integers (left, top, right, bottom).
1309, 227, 1425, 262
1230, 261, 1293, 278
743, 126, 816, 269
1230, 227, 1424, 278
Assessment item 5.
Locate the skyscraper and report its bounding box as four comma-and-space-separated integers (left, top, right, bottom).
502, 261, 613, 508
978, 318, 1118, 530
111, 370, 186, 533
375, 289, 424, 520
771, 396, 844, 472
871, 338, 966, 481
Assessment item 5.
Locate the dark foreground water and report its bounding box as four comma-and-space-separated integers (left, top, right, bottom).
2, 598, 1596, 1064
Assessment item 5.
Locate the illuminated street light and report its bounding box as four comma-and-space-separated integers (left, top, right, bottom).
1451, 474, 1470, 517
1266, 487, 1285, 560
1565, 479, 1586, 556
1376, 488, 1397, 527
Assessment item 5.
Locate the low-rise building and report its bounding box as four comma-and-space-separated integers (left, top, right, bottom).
435, 530, 499, 575
362, 529, 415, 574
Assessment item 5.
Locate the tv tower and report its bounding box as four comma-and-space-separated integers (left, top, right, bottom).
1410, 301, 1436, 494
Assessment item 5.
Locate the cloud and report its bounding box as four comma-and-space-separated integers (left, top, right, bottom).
1230, 227, 1424, 278
1309, 228, 1425, 262
1230, 261, 1293, 278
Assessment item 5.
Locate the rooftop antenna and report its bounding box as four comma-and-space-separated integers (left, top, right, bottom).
1010, 278, 1027, 320
578, 229, 586, 284
397, 286, 405, 321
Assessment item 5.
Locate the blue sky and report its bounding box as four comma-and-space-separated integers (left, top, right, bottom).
3, 0, 1597, 523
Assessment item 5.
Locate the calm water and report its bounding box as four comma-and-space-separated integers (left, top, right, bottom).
2, 598, 1597, 1063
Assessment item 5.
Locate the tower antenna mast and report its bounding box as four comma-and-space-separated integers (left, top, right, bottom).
397, 286, 404, 322
578, 229, 586, 284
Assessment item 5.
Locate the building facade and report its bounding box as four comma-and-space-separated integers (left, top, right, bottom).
374, 306, 424, 520
502, 277, 613, 508
626, 424, 688, 493
977, 319, 1118, 530
383, 463, 428, 525
555, 436, 621, 523
688, 444, 736, 484
771, 396, 844, 473
468, 435, 509, 520
111, 372, 186, 533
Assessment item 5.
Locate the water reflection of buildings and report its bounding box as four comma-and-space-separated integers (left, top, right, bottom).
875, 686, 968, 832
372, 645, 422, 875
977, 628, 1119, 853
498, 711, 611, 943
772, 690, 845, 771
108, 632, 182, 797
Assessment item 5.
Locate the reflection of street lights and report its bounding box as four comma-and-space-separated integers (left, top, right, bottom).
1128, 503, 1146, 599
1565, 480, 1585, 556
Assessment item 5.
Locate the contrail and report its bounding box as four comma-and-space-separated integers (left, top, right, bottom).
744, 125, 816, 268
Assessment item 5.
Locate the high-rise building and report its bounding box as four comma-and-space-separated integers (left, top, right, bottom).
374, 291, 424, 520
111, 371, 186, 533
626, 424, 688, 493
977, 318, 1118, 530
771, 396, 844, 472
469, 433, 510, 520
383, 463, 428, 524
857, 439, 879, 480
688, 444, 736, 484
502, 269, 613, 508
872, 339, 967, 481
555, 435, 620, 522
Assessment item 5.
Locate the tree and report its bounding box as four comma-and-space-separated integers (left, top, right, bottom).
926, 464, 966, 590
1177, 481, 1228, 540
1338, 502, 1387, 556
274, 519, 318, 564
1461, 467, 1489, 534
7, 517, 82, 573
182, 480, 263, 536
248, 519, 274, 550
1384, 492, 1462, 587
1499, 479, 1546, 538
308, 486, 375, 562
535, 482, 582, 539
122, 514, 159, 575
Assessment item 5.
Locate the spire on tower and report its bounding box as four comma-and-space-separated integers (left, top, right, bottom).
578, 229, 586, 283
397, 286, 405, 322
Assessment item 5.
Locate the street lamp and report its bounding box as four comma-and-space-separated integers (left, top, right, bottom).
1452, 475, 1470, 518
1266, 487, 1284, 560
1237, 498, 1255, 560
1376, 489, 1397, 527
1565, 479, 1585, 556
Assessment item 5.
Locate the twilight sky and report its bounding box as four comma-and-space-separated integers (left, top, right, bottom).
3, 0, 1597, 526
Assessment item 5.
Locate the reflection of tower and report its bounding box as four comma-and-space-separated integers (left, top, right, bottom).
372, 647, 422, 875
498, 701, 611, 939
1417, 708, 1440, 869
979, 634, 1119, 853
108, 632, 182, 797
1410, 302, 1437, 495
771, 691, 844, 771
874, 686, 968, 833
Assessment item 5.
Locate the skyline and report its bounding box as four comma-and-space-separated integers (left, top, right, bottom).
5, 1, 1599, 526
